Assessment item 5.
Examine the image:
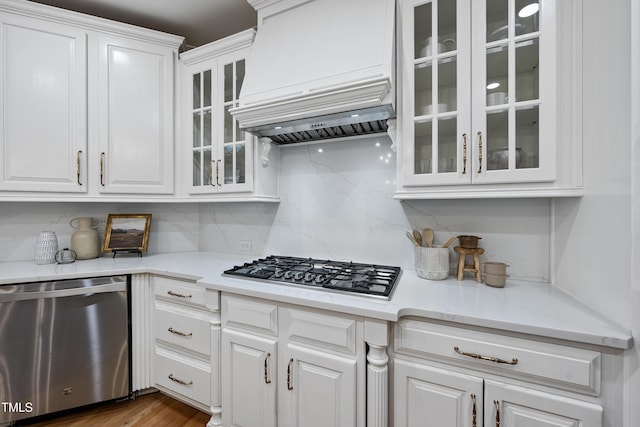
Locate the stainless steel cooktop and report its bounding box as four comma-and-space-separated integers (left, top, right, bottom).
223, 255, 401, 299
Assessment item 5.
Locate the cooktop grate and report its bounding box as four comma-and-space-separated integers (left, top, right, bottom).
223, 255, 401, 299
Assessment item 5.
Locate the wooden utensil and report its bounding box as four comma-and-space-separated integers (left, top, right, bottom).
441, 235, 457, 248
422, 228, 434, 248
412, 229, 424, 247
406, 231, 420, 246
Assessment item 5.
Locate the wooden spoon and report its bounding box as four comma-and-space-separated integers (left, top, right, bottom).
412, 229, 424, 247
441, 235, 457, 248
422, 228, 434, 248
406, 231, 420, 246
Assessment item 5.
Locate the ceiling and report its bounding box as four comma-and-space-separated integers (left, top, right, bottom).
28, 0, 257, 48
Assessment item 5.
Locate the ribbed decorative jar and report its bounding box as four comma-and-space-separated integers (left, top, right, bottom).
34, 231, 59, 264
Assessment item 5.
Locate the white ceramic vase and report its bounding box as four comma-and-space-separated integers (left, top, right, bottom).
34, 231, 59, 265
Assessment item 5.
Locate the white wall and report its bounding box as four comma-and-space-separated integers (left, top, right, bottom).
553, 0, 632, 328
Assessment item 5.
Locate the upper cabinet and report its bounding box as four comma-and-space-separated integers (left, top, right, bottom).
0, 12, 87, 193
179, 30, 279, 202
94, 35, 176, 195
0, 0, 183, 200
396, 0, 583, 199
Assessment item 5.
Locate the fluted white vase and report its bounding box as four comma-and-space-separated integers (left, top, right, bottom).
34, 231, 58, 265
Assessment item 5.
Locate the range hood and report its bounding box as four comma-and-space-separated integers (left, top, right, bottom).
230, 0, 396, 145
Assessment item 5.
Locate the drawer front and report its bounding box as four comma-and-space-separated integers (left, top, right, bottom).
155, 347, 210, 406
281, 306, 359, 355
154, 276, 207, 307
222, 294, 278, 336
155, 304, 211, 356
395, 320, 601, 393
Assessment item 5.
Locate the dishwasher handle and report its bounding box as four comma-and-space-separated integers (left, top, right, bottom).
0, 282, 126, 303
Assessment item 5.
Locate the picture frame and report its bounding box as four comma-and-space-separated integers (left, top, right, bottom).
102, 214, 152, 254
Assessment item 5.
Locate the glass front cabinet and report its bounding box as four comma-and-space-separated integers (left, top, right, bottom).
397, 0, 582, 198
180, 29, 278, 200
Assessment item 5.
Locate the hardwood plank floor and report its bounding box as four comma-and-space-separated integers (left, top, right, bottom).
24, 392, 210, 427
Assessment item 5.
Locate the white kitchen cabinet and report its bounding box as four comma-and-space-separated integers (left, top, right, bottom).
94, 35, 176, 194
0, 0, 182, 200
0, 11, 87, 193
396, 0, 583, 198
221, 328, 277, 427
393, 319, 603, 426
153, 276, 222, 424
179, 30, 279, 201
221, 293, 365, 427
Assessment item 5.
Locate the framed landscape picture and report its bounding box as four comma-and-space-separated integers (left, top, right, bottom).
102, 214, 152, 253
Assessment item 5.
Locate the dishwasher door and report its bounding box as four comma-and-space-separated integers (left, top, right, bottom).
0, 275, 131, 424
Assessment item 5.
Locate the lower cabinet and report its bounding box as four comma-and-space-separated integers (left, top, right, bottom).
221, 293, 365, 427
393, 319, 604, 427
152, 276, 221, 422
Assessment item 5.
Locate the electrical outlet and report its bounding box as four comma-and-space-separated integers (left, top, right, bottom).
238, 240, 252, 252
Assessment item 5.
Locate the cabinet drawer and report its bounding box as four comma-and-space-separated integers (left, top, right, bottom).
155, 303, 211, 356
154, 276, 210, 308
155, 346, 210, 407
281, 306, 359, 355
395, 320, 601, 393
222, 294, 278, 336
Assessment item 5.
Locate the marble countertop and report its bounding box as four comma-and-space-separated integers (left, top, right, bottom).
0, 251, 632, 350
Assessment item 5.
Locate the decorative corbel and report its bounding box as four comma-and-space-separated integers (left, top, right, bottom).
386, 118, 397, 152
259, 137, 273, 167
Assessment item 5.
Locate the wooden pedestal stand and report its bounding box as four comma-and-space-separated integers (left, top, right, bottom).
454, 246, 484, 282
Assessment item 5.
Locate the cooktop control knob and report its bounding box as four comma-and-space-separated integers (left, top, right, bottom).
293, 271, 304, 281
284, 271, 293, 279
304, 273, 314, 282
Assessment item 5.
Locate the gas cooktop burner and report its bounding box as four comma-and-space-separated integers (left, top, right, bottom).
223, 255, 401, 299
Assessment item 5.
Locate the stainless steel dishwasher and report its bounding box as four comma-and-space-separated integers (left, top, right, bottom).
0, 275, 131, 424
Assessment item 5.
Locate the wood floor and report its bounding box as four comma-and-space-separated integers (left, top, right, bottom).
25, 392, 210, 427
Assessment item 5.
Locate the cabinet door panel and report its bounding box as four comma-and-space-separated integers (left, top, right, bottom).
282, 345, 357, 427
221, 329, 277, 427
97, 36, 174, 194
0, 15, 87, 192
485, 380, 602, 427
394, 358, 483, 427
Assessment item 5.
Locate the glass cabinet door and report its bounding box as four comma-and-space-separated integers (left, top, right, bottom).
189, 54, 253, 194
473, 0, 555, 183
220, 58, 248, 189
191, 69, 215, 188
404, 0, 471, 186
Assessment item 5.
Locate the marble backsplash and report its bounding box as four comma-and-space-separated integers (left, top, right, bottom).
0, 136, 551, 282
199, 136, 552, 281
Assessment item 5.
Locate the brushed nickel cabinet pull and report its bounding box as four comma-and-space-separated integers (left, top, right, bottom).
76, 150, 83, 185
168, 373, 193, 386
471, 394, 477, 427
477, 132, 483, 174
287, 358, 294, 390
264, 352, 272, 384
462, 133, 467, 174
167, 290, 192, 299
99, 152, 105, 186
168, 327, 192, 337
494, 400, 500, 427
454, 346, 518, 365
